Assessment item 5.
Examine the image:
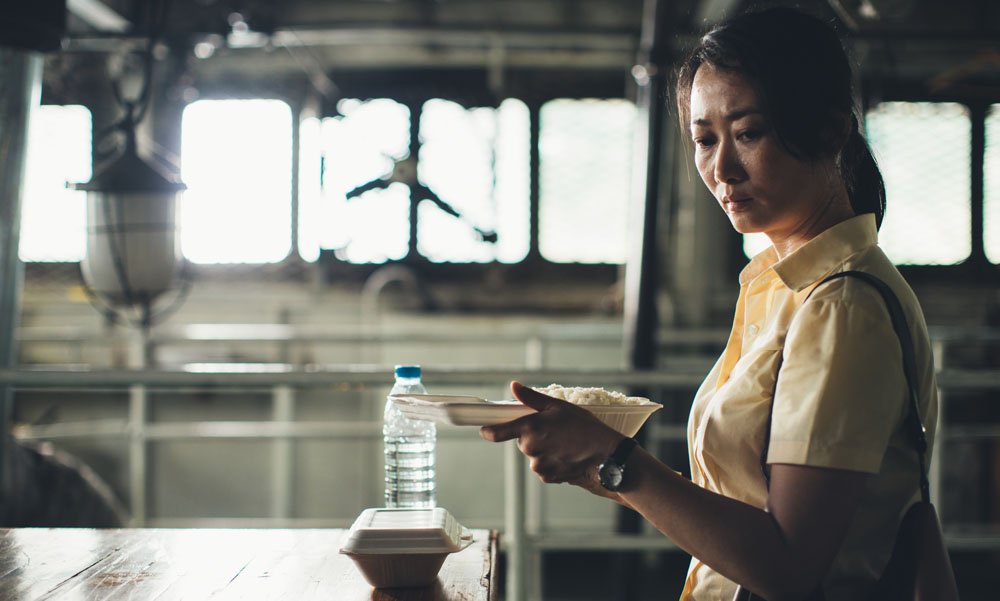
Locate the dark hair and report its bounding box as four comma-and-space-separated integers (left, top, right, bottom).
676, 7, 886, 229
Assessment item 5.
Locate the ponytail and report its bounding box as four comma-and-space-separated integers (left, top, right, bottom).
841, 116, 886, 230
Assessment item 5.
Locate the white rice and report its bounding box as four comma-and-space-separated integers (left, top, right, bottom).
533, 383, 645, 406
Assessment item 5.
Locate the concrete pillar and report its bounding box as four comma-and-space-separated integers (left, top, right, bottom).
0, 47, 43, 478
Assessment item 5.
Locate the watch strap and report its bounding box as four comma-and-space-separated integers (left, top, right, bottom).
610, 436, 638, 465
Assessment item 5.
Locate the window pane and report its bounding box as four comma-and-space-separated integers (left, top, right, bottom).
181, 99, 292, 264
866, 102, 971, 265
20, 105, 91, 262
301, 98, 530, 265
539, 99, 636, 264
304, 98, 411, 263
417, 98, 529, 263
985, 105, 1000, 264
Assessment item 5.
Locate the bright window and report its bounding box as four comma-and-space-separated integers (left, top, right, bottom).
985, 104, 1000, 264
300, 98, 529, 264
866, 102, 971, 265
20, 105, 91, 262
539, 99, 637, 264
417, 98, 529, 263
300, 98, 411, 264
181, 99, 292, 264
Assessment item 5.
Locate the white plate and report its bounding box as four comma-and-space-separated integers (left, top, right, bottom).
389, 393, 662, 436
389, 394, 534, 426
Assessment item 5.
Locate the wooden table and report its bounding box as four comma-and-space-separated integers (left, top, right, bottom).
0, 527, 498, 600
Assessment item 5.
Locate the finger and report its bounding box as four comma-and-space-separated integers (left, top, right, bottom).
479, 423, 515, 443
510, 381, 563, 411
479, 412, 537, 443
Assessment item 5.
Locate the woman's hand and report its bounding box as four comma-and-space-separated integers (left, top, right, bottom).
479, 381, 624, 492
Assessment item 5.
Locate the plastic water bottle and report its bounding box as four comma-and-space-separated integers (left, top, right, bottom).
384, 365, 437, 508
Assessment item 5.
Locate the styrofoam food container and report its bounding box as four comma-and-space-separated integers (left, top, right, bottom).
340, 507, 474, 588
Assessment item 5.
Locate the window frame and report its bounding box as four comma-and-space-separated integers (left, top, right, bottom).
307, 67, 633, 286
315, 93, 623, 287
859, 82, 997, 286
24, 68, 637, 288
724, 85, 999, 287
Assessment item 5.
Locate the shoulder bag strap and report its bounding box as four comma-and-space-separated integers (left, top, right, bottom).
759, 270, 930, 503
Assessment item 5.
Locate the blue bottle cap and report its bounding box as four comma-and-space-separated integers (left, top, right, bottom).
394, 365, 421, 378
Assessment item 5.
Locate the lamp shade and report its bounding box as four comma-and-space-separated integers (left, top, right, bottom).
70, 141, 186, 306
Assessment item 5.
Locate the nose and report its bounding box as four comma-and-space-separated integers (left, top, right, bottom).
713, 138, 746, 185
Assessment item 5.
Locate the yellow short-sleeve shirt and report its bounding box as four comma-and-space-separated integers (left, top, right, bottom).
681, 214, 938, 601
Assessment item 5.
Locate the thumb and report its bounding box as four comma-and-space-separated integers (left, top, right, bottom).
511, 381, 560, 411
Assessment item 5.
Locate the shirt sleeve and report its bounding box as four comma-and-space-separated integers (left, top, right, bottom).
766, 281, 908, 473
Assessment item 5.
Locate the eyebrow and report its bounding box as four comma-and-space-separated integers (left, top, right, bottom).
691, 107, 764, 127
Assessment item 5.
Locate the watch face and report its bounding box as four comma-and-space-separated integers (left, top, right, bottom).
598, 462, 624, 491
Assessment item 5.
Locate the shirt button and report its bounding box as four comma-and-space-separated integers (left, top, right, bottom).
747, 324, 759, 337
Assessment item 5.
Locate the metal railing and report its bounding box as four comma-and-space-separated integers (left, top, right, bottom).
15, 322, 729, 371
4, 362, 1000, 601
7, 323, 1000, 600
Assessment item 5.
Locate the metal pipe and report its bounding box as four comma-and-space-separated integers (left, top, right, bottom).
66, 0, 131, 33
15, 420, 490, 441
504, 439, 527, 601
4, 366, 997, 390
969, 103, 986, 263
0, 46, 43, 492
128, 382, 147, 526
623, 0, 670, 373
16, 322, 732, 344
21, 322, 994, 345
65, 28, 638, 52
0, 367, 712, 388
271, 385, 295, 520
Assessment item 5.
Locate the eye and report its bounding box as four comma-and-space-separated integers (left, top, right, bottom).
692, 135, 716, 149
737, 129, 763, 142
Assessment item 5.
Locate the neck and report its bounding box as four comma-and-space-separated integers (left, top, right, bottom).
769, 180, 855, 259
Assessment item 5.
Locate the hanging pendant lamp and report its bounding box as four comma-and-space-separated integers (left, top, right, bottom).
70, 124, 186, 308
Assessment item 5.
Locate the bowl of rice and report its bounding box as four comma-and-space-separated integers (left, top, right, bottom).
533, 384, 662, 437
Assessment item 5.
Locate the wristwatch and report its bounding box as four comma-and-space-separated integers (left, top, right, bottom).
597, 436, 638, 491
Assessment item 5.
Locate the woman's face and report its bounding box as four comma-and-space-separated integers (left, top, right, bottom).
688, 64, 844, 254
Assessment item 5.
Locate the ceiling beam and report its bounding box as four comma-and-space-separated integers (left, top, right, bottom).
66, 0, 131, 33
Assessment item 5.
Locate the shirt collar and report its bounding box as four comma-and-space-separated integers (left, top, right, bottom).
738, 245, 779, 286
738, 213, 879, 291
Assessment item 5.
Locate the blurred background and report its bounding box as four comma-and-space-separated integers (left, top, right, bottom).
0, 0, 998, 599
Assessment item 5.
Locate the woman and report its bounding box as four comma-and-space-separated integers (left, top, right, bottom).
480, 7, 938, 601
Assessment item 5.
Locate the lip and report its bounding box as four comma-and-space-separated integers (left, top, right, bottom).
722, 196, 753, 212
